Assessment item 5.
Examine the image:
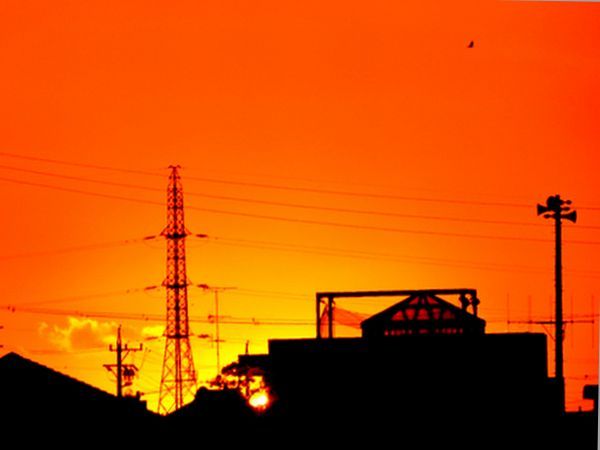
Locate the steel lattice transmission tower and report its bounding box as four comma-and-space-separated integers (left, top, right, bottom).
158, 165, 197, 414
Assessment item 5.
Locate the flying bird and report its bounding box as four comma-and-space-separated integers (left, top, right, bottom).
468, 40, 474, 48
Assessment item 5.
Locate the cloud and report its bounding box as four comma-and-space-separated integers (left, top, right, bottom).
38, 318, 164, 352
141, 325, 165, 339
38, 317, 118, 352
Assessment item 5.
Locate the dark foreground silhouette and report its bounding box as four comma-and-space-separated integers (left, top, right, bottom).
0, 347, 596, 448
1, 290, 596, 447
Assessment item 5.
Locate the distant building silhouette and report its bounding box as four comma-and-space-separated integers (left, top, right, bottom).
238, 289, 598, 448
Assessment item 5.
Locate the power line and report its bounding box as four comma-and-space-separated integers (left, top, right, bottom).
5, 163, 594, 229
180, 176, 543, 209
1, 172, 600, 245
0, 236, 157, 261
1, 305, 315, 326
27, 347, 107, 355
0, 229, 597, 281
17, 285, 160, 307
0, 153, 528, 206
3, 151, 600, 211
210, 239, 540, 274
233, 288, 311, 301
0, 164, 164, 192
188, 206, 589, 244
208, 236, 600, 277
0, 228, 598, 282
20, 299, 596, 324
0, 176, 164, 207
0, 151, 164, 178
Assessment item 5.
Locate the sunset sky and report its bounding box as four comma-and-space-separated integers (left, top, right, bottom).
0, 0, 599, 412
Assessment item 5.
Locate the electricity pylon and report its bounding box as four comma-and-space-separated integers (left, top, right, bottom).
158, 166, 197, 414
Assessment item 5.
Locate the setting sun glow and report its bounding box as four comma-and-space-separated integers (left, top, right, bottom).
249, 391, 270, 411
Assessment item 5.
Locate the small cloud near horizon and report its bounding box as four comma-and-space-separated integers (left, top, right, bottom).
38, 318, 162, 352
39, 318, 118, 352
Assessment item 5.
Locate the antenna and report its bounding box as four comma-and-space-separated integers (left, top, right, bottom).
199, 284, 237, 375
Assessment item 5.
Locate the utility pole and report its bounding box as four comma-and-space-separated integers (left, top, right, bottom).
103, 325, 142, 398
198, 284, 236, 375
159, 166, 197, 414
537, 194, 577, 414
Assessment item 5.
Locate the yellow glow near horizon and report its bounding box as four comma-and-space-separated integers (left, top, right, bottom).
249, 391, 270, 411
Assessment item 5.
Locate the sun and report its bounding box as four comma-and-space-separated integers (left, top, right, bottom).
248, 391, 270, 411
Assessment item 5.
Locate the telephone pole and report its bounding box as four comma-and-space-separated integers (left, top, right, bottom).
103, 325, 142, 398
537, 194, 577, 414
158, 166, 197, 414
199, 284, 236, 375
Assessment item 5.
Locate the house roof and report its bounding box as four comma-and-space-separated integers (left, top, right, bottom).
0, 351, 156, 427
361, 292, 485, 330
0, 351, 117, 400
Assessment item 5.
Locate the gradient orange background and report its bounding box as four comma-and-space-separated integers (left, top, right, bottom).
0, 0, 599, 412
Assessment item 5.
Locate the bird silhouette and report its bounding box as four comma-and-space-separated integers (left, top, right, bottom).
468, 41, 474, 48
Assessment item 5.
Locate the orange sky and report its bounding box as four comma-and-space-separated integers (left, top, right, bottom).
0, 0, 599, 412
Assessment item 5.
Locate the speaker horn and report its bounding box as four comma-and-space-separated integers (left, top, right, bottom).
563, 210, 577, 223
537, 204, 550, 216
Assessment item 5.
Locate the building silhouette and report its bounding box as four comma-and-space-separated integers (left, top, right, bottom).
360, 290, 485, 337
0, 289, 596, 447
0, 352, 159, 440
240, 290, 597, 448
